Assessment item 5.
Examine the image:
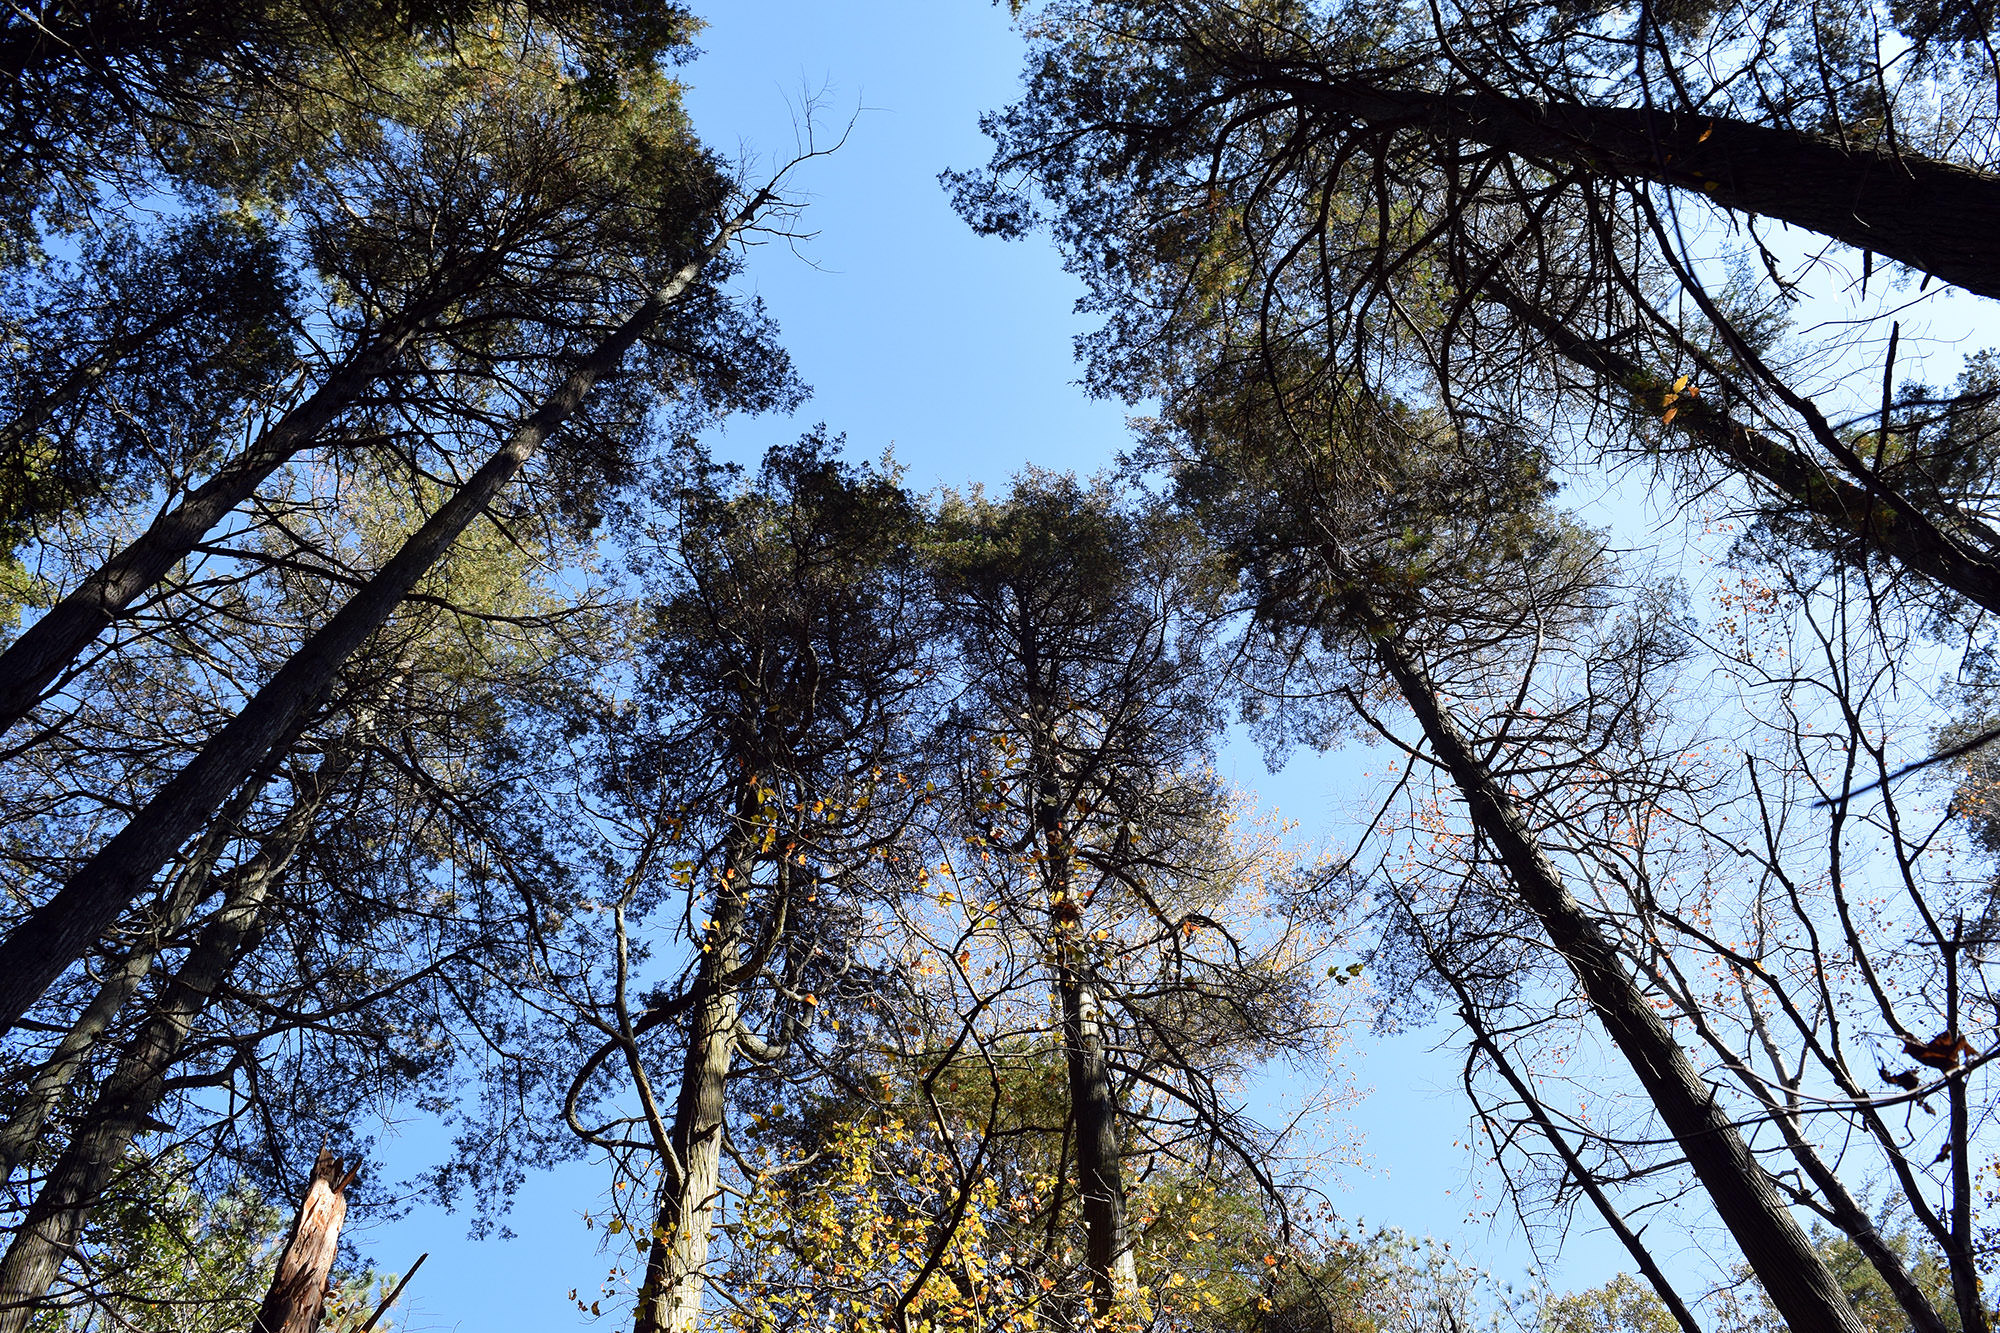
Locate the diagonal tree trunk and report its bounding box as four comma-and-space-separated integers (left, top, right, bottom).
0, 193, 769, 1038
1363, 616, 1867, 1333
0, 752, 289, 1176
1488, 280, 2000, 618
249, 1147, 362, 1333
0, 763, 335, 1333
1226, 63, 2000, 300
0, 855, 223, 1178
0, 327, 416, 738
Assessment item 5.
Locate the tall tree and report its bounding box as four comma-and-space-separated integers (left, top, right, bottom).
1134, 366, 1876, 1331
0, 32, 776, 737
550, 437, 929, 1333
925, 473, 1326, 1329
0, 327, 770, 1324
0, 147, 807, 1038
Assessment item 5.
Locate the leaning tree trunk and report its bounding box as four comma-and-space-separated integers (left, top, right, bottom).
0, 193, 768, 1038
0, 778, 324, 1333
0, 760, 282, 1176
631, 873, 746, 1333
1488, 280, 2000, 620
1366, 625, 1867, 1333
250, 1148, 361, 1333
0, 323, 419, 737
1236, 64, 2000, 300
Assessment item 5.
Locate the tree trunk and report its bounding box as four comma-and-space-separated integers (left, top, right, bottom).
0, 789, 318, 1333
1043, 815, 1136, 1325
1367, 626, 1867, 1333
1235, 65, 2000, 300
1489, 280, 2000, 618
0, 335, 407, 736
1941, 938, 1989, 1333
0, 240, 531, 741
1055, 951, 1137, 1324
1765, 1102, 1951, 1333
249, 1148, 361, 1333
0, 765, 277, 1176
631, 880, 745, 1333
1018, 589, 1137, 1327
0, 194, 765, 1038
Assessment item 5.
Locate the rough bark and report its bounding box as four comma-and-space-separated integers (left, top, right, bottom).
249, 1147, 361, 1333
1764, 1100, 1951, 1333
1367, 627, 1867, 1333
1055, 945, 1137, 1323
1013, 581, 1138, 1326
1041, 798, 1136, 1322
0, 783, 322, 1333
1233, 67, 2000, 301
0, 767, 276, 1176
0, 194, 766, 1038
631, 878, 745, 1333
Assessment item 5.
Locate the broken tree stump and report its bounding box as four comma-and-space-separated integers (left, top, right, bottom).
250, 1147, 359, 1333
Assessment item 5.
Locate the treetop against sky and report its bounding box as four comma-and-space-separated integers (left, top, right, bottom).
1, 1, 1997, 1332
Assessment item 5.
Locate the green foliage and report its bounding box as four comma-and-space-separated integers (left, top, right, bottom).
1713, 1224, 1985, 1332
1538, 1274, 1678, 1333
0, 213, 297, 573
14, 1151, 397, 1333
0, 0, 703, 259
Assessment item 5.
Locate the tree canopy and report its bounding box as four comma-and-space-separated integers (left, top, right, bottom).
0, 1, 1997, 1331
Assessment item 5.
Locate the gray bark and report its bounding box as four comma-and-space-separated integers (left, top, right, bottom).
0, 768, 277, 1175
0, 335, 407, 736
0, 776, 325, 1333
1055, 942, 1138, 1323
1042, 807, 1135, 1322
631, 877, 744, 1333
1368, 628, 1866, 1333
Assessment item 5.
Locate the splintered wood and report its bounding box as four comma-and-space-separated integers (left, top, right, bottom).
251, 1147, 359, 1333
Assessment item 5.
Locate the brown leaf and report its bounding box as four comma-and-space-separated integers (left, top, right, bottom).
1903, 1031, 1973, 1071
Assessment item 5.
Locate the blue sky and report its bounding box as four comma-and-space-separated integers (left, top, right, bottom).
351, 3, 1763, 1326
